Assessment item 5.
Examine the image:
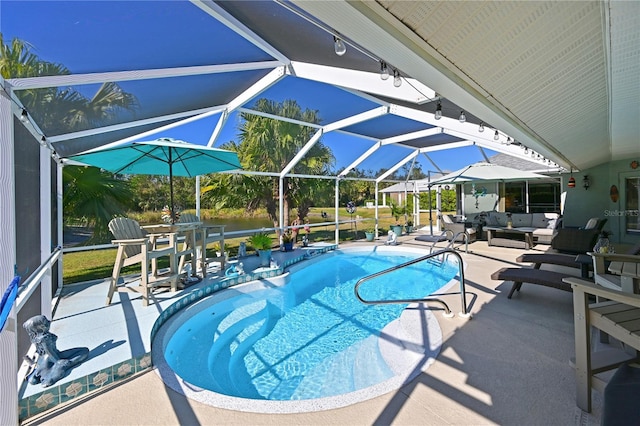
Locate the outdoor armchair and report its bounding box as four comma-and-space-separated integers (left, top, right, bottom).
550, 218, 607, 254
107, 217, 179, 306
442, 214, 476, 243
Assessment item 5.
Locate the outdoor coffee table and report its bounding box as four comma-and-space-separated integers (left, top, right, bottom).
485, 226, 535, 249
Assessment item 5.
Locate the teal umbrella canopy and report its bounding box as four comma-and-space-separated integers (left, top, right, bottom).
68, 138, 241, 177
68, 138, 241, 222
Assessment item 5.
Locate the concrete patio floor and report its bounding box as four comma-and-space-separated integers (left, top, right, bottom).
23, 236, 604, 425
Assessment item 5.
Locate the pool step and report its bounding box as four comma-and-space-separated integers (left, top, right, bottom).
293, 342, 360, 399
228, 302, 281, 398
207, 300, 271, 395
352, 335, 392, 390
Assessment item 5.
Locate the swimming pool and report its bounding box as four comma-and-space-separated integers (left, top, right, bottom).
153, 246, 460, 413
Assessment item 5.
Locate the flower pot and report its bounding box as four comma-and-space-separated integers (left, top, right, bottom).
390, 225, 403, 236
365, 232, 375, 242
257, 249, 272, 267
405, 225, 413, 234
283, 242, 293, 251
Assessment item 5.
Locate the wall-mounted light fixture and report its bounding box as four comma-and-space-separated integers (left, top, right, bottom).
582, 175, 590, 190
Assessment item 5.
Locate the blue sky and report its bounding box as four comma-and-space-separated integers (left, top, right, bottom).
2, 0, 492, 175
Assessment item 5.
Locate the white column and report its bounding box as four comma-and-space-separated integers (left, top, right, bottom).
40, 140, 52, 317
0, 86, 19, 425
57, 162, 64, 288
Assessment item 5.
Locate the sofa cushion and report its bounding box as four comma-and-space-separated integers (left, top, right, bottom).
531, 213, 560, 229
494, 212, 509, 227
532, 228, 555, 237
512, 213, 532, 227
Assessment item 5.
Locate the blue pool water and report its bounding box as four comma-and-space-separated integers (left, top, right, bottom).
163, 248, 458, 402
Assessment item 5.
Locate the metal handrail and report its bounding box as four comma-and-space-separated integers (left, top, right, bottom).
446, 231, 469, 253
354, 248, 470, 318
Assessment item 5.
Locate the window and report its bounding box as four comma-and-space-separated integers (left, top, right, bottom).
626, 177, 640, 233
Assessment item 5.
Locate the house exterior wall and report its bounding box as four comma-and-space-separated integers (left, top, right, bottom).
562, 156, 640, 247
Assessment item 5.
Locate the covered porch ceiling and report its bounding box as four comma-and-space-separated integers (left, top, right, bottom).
4, 1, 638, 175
294, 0, 640, 170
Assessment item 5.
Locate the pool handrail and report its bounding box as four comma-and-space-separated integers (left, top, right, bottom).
353, 248, 470, 318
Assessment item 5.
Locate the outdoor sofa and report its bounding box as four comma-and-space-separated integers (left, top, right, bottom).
478, 211, 561, 244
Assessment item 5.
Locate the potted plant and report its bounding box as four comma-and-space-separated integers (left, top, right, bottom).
364, 227, 376, 242
389, 201, 405, 236
281, 232, 294, 251
248, 232, 273, 267
405, 220, 414, 234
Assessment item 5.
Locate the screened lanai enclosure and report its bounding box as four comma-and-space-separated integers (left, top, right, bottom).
2, 1, 639, 423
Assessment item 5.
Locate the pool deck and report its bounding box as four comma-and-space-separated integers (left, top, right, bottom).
22, 236, 605, 425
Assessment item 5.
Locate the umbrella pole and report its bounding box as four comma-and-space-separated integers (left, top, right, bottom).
169, 150, 176, 224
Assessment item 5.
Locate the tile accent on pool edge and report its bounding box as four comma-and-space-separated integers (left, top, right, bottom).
19, 244, 339, 421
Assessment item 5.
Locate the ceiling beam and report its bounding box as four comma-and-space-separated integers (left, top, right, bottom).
191, 0, 291, 63
290, 61, 436, 104
8, 62, 281, 90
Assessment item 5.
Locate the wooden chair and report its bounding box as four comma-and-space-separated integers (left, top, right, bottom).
107, 217, 179, 306
591, 252, 640, 294
178, 213, 226, 276
565, 277, 640, 413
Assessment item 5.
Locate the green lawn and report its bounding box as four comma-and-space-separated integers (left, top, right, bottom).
63, 206, 445, 285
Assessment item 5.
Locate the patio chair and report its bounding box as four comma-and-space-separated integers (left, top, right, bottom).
107, 217, 179, 306
517, 241, 640, 279
591, 252, 640, 294
178, 213, 226, 276
565, 277, 640, 414
442, 214, 477, 243
550, 217, 607, 254
491, 267, 574, 299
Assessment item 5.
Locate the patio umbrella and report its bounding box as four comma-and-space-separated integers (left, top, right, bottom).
428, 162, 549, 186
427, 162, 550, 235
68, 138, 241, 222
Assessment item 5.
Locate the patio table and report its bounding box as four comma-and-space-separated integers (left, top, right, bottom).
485, 226, 535, 249
142, 222, 202, 278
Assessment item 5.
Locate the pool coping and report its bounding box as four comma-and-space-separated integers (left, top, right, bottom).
150, 245, 460, 414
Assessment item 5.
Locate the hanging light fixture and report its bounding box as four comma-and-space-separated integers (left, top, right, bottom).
20, 108, 29, 123
333, 36, 346, 56
506, 137, 511, 145
458, 111, 466, 123
478, 122, 485, 132
434, 101, 442, 120
380, 61, 389, 80
524, 147, 529, 154
493, 130, 499, 140
583, 175, 590, 190
393, 69, 402, 87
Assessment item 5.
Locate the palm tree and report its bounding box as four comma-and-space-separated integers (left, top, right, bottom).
63, 166, 135, 243
1, 34, 139, 242
201, 99, 334, 230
